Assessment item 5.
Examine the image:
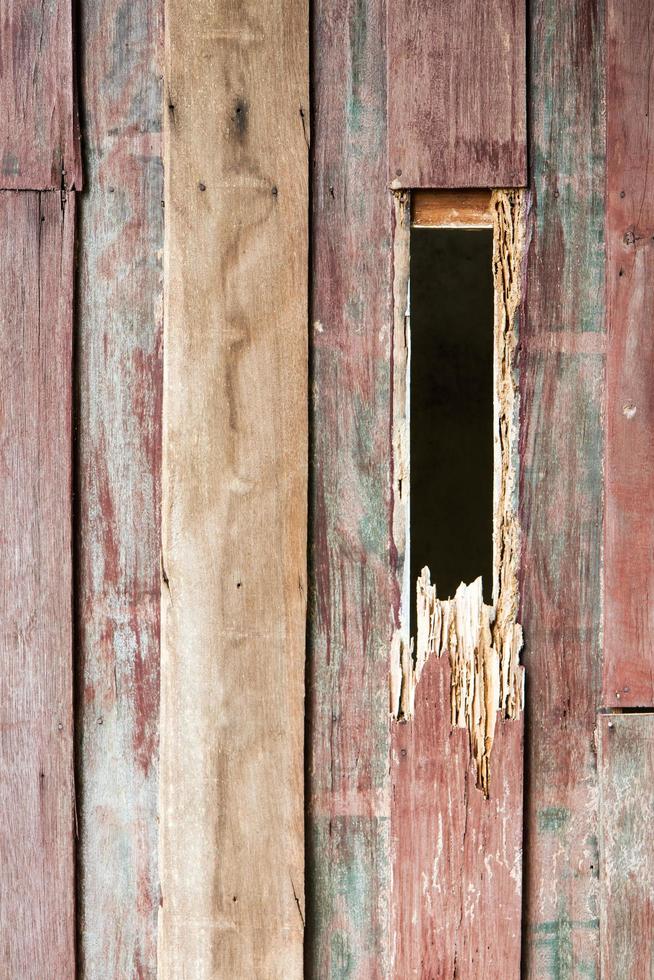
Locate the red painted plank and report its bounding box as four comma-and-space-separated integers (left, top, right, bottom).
520, 0, 605, 973
0, 190, 75, 978
598, 713, 654, 978
307, 0, 393, 971
392, 654, 523, 978
0, 1, 81, 189
387, 0, 526, 188
604, 0, 654, 708
76, 0, 163, 973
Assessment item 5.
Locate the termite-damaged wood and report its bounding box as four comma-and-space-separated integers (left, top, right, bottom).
521, 0, 605, 971
604, 0, 654, 708
0, 191, 76, 978
412, 189, 493, 228
387, 0, 526, 188
161, 0, 307, 975
391, 190, 526, 798
598, 713, 654, 978
307, 0, 393, 971
0, 0, 81, 189
76, 0, 163, 973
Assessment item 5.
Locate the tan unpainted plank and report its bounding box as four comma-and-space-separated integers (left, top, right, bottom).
604, 0, 654, 707
76, 0, 163, 973
387, 0, 526, 188
412, 189, 493, 227
0, 1, 81, 188
599, 713, 654, 978
160, 1, 308, 976
0, 191, 75, 977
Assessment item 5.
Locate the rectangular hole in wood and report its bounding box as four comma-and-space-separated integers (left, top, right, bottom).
410, 225, 495, 618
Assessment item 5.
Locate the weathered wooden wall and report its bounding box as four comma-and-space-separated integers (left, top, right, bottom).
160, 0, 308, 975
521, 0, 605, 974
76, 0, 163, 974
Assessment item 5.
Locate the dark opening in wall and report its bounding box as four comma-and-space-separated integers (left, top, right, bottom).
410, 227, 494, 609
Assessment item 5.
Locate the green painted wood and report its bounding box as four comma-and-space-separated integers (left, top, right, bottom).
520, 0, 606, 975
75, 0, 163, 974
307, 0, 393, 973
598, 713, 654, 978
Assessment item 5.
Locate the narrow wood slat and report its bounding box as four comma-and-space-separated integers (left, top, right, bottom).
604, 0, 654, 707
0, 191, 75, 978
0, 1, 81, 189
392, 655, 523, 977
160, 1, 308, 974
412, 189, 493, 227
307, 0, 393, 973
76, 0, 163, 973
598, 713, 654, 978
387, 0, 526, 188
521, 1, 605, 973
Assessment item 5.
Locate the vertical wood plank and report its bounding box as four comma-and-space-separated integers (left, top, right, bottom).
161, 1, 308, 975
307, 0, 393, 974
521, 0, 605, 974
0, 1, 81, 189
392, 656, 524, 978
76, 0, 163, 974
386, 0, 526, 188
0, 190, 75, 978
604, 0, 654, 708
598, 713, 654, 978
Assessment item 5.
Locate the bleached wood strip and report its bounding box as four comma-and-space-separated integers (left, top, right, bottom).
160, 0, 308, 975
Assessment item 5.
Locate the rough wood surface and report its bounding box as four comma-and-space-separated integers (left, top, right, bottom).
387, 0, 526, 188
520, 0, 605, 973
393, 656, 523, 978
598, 713, 654, 978
0, 1, 81, 189
307, 0, 393, 973
76, 0, 163, 974
604, 0, 654, 708
161, 1, 308, 975
390, 190, 525, 977
412, 190, 493, 228
0, 190, 75, 978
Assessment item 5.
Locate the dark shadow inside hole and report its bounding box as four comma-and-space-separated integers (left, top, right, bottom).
410, 227, 494, 617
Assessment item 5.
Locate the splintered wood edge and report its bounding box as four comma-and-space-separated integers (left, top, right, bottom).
411, 189, 493, 227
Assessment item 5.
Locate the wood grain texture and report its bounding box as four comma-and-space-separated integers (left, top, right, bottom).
387, 0, 526, 188
0, 1, 81, 189
0, 191, 75, 978
392, 655, 523, 978
604, 0, 654, 708
161, 1, 308, 975
306, 0, 393, 974
76, 0, 163, 974
412, 190, 493, 228
598, 713, 654, 978
520, 1, 605, 974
